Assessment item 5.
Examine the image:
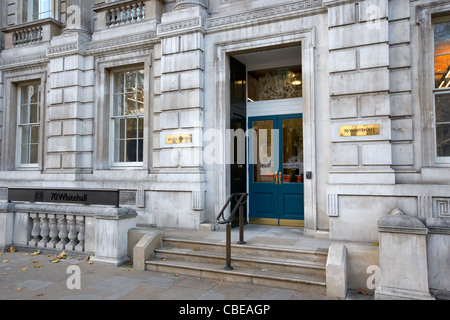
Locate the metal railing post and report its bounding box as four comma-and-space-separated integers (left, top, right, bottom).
216, 193, 248, 271
224, 222, 233, 270
237, 204, 246, 245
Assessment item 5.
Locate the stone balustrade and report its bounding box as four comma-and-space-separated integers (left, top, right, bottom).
28, 212, 85, 252
106, 1, 146, 27
0, 202, 137, 265
12, 26, 43, 46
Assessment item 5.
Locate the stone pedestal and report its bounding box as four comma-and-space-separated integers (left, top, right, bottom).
376, 208, 434, 300
90, 207, 137, 266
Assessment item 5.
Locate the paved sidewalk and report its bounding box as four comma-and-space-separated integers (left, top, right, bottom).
0, 250, 333, 301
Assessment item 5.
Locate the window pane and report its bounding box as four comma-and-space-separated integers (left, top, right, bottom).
114, 118, 125, 140
20, 104, 29, 125
436, 123, 450, 157
21, 126, 30, 145
138, 139, 143, 162
113, 94, 124, 116
282, 118, 303, 184
30, 104, 39, 123
435, 93, 450, 123
126, 140, 137, 162
21, 144, 29, 164
252, 120, 274, 183
434, 54, 450, 88
125, 93, 137, 115
29, 144, 38, 164
137, 70, 145, 91
138, 118, 144, 138
114, 139, 125, 163
248, 66, 302, 102
434, 21, 450, 56
114, 72, 125, 94
30, 126, 39, 144
125, 71, 137, 92
126, 118, 137, 139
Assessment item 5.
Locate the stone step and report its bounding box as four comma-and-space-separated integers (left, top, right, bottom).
145, 258, 326, 294
145, 236, 328, 294
162, 238, 329, 264
154, 247, 326, 278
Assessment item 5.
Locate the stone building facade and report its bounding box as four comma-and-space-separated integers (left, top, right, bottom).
0, 0, 449, 298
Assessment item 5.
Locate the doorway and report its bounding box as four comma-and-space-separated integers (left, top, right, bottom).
249, 114, 304, 226
229, 45, 304, 227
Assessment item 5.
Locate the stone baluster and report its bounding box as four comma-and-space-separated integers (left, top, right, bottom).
75, 216, 85, 251
67, 215, 79, 250
126, 4, 132, 23
48, 214, 59, 248
138, 2, 145, 20
38, 214, 50, 247
109, 8, 116, 26
29, 213, 41, 247
131, 3, 138, 22
56, 215, 68, 249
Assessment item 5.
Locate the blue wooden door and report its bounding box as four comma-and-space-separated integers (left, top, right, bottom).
249, 114, 304, 225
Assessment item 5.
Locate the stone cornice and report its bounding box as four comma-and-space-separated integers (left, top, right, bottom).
157, 16, 205, 37
86, 30, 158, 54
207, 0, 323, 30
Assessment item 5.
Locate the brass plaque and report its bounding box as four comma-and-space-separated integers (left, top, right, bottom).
166, 134, 193, 144
340, 124, 380, 137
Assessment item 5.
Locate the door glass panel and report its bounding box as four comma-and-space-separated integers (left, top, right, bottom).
252, 120, 274, 183
282, 118, 303, 183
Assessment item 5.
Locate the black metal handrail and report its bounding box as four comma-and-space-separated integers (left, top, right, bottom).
216, 193, 248, 270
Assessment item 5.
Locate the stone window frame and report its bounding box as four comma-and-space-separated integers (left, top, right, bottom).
1, 70, 47, 171
109, 67, 145, 166
93, 51, 152, 171
15, 0, 60, 24
16, 82, 42, 168
417, 2, 450, 166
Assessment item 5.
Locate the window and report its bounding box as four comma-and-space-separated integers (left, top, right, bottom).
17, 84, 41, 166
24, 0, 52, 22
247, 66, 302, 102
434, 20, 450, 160
111, 69, 145, 165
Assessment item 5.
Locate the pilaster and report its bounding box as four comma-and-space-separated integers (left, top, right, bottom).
326, 0, 395, 185
45, 1, 94, 173
156, 3, 208, 170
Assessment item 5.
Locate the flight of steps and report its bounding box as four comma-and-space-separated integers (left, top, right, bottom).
145, 237, 328, 294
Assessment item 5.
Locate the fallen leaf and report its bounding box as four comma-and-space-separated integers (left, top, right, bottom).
174, 273, 179, 277
161, 258, 166, 261
83, 256, 90, 261
359, 289, 368, 295
21, 267, 29, 271
88, 261, 93, 265
3, 273, 8, 275
51, 258, 60, 263
193, 248, 200, 251
37, 293, 43, 297
34, 265, 42, 268
31, 250, 40, 256
128, 268, 134, 272
372, 243, 379, 246
0, 253, 3, 255
31, 261, 39, 263
7, 247, 16, 253
17, 287, 24, 291
55, 251, 67, 259
2, 260, 8, 263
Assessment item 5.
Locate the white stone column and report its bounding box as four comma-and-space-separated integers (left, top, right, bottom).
376, 208, 434, 300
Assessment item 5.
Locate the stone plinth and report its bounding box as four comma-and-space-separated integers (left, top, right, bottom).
376, 208, 434, 300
